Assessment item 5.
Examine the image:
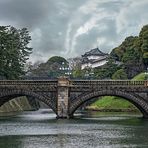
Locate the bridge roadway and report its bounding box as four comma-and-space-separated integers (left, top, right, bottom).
0, 77, 148, 118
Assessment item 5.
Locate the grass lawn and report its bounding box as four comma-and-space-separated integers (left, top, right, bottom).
88, 73, 146, 111
88, 96, 138, 111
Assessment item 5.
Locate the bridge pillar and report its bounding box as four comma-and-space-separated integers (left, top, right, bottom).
57, 77, 70, 118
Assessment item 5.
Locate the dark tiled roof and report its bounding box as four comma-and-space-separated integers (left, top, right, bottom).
82, 47, 108, 57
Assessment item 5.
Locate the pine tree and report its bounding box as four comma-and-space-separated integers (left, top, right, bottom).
0, 26, 32, 79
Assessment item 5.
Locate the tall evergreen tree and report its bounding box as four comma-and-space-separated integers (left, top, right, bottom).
0, 26, 32, 79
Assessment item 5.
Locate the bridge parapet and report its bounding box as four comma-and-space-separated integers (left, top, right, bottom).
0, 80, 147, 87
69, 80, 148, 93
0, 80, 58, 85
0, 80, 58, 92
70, 80, 147, 86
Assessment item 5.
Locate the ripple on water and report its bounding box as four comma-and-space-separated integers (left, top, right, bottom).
0, 110, 148, 148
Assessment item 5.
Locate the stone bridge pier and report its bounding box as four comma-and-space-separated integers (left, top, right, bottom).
57, 77, 69, 118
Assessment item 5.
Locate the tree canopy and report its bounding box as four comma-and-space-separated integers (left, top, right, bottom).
28, 56, 69, 78
110, 24, 148, 78
0, 26, 32, 79
47, 56, 68, 65
112, 69, 128, 80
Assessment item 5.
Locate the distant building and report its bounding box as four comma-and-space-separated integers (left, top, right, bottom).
81, 47, 108, 69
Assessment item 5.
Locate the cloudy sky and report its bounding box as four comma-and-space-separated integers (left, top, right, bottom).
0, 0, 148, 62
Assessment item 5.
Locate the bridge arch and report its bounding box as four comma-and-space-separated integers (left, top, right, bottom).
69, 90, 148, 118
0, 89, 57, 114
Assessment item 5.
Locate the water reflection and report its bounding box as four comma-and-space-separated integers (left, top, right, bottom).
0, 109, 148, 148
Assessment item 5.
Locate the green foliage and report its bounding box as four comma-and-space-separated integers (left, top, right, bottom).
0, 26, 32, 79
47, 56, 68, 65
110, 47, 123, 61
132, 72, 147, 80
121, 48, 141, 63
139, 25, 148, 65
91, 96, 138, 110
112, 69, 128, 80
94, 59, 120, 79
110, 25, 148, 78
72, 68, 84, 78
143, 52, 148, 64
110, 36, 137, 61
29, 56, 69, 78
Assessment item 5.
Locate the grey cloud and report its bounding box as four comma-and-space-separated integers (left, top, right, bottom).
74, 30, 100, 55
0, 0, 51, 29
0, 0, 147, 63
74, 19, 118, 56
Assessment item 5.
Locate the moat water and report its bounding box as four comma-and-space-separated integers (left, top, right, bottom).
0, 109, 148, 148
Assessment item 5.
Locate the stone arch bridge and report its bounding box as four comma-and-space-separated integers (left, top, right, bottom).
0, 77, 148, 118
